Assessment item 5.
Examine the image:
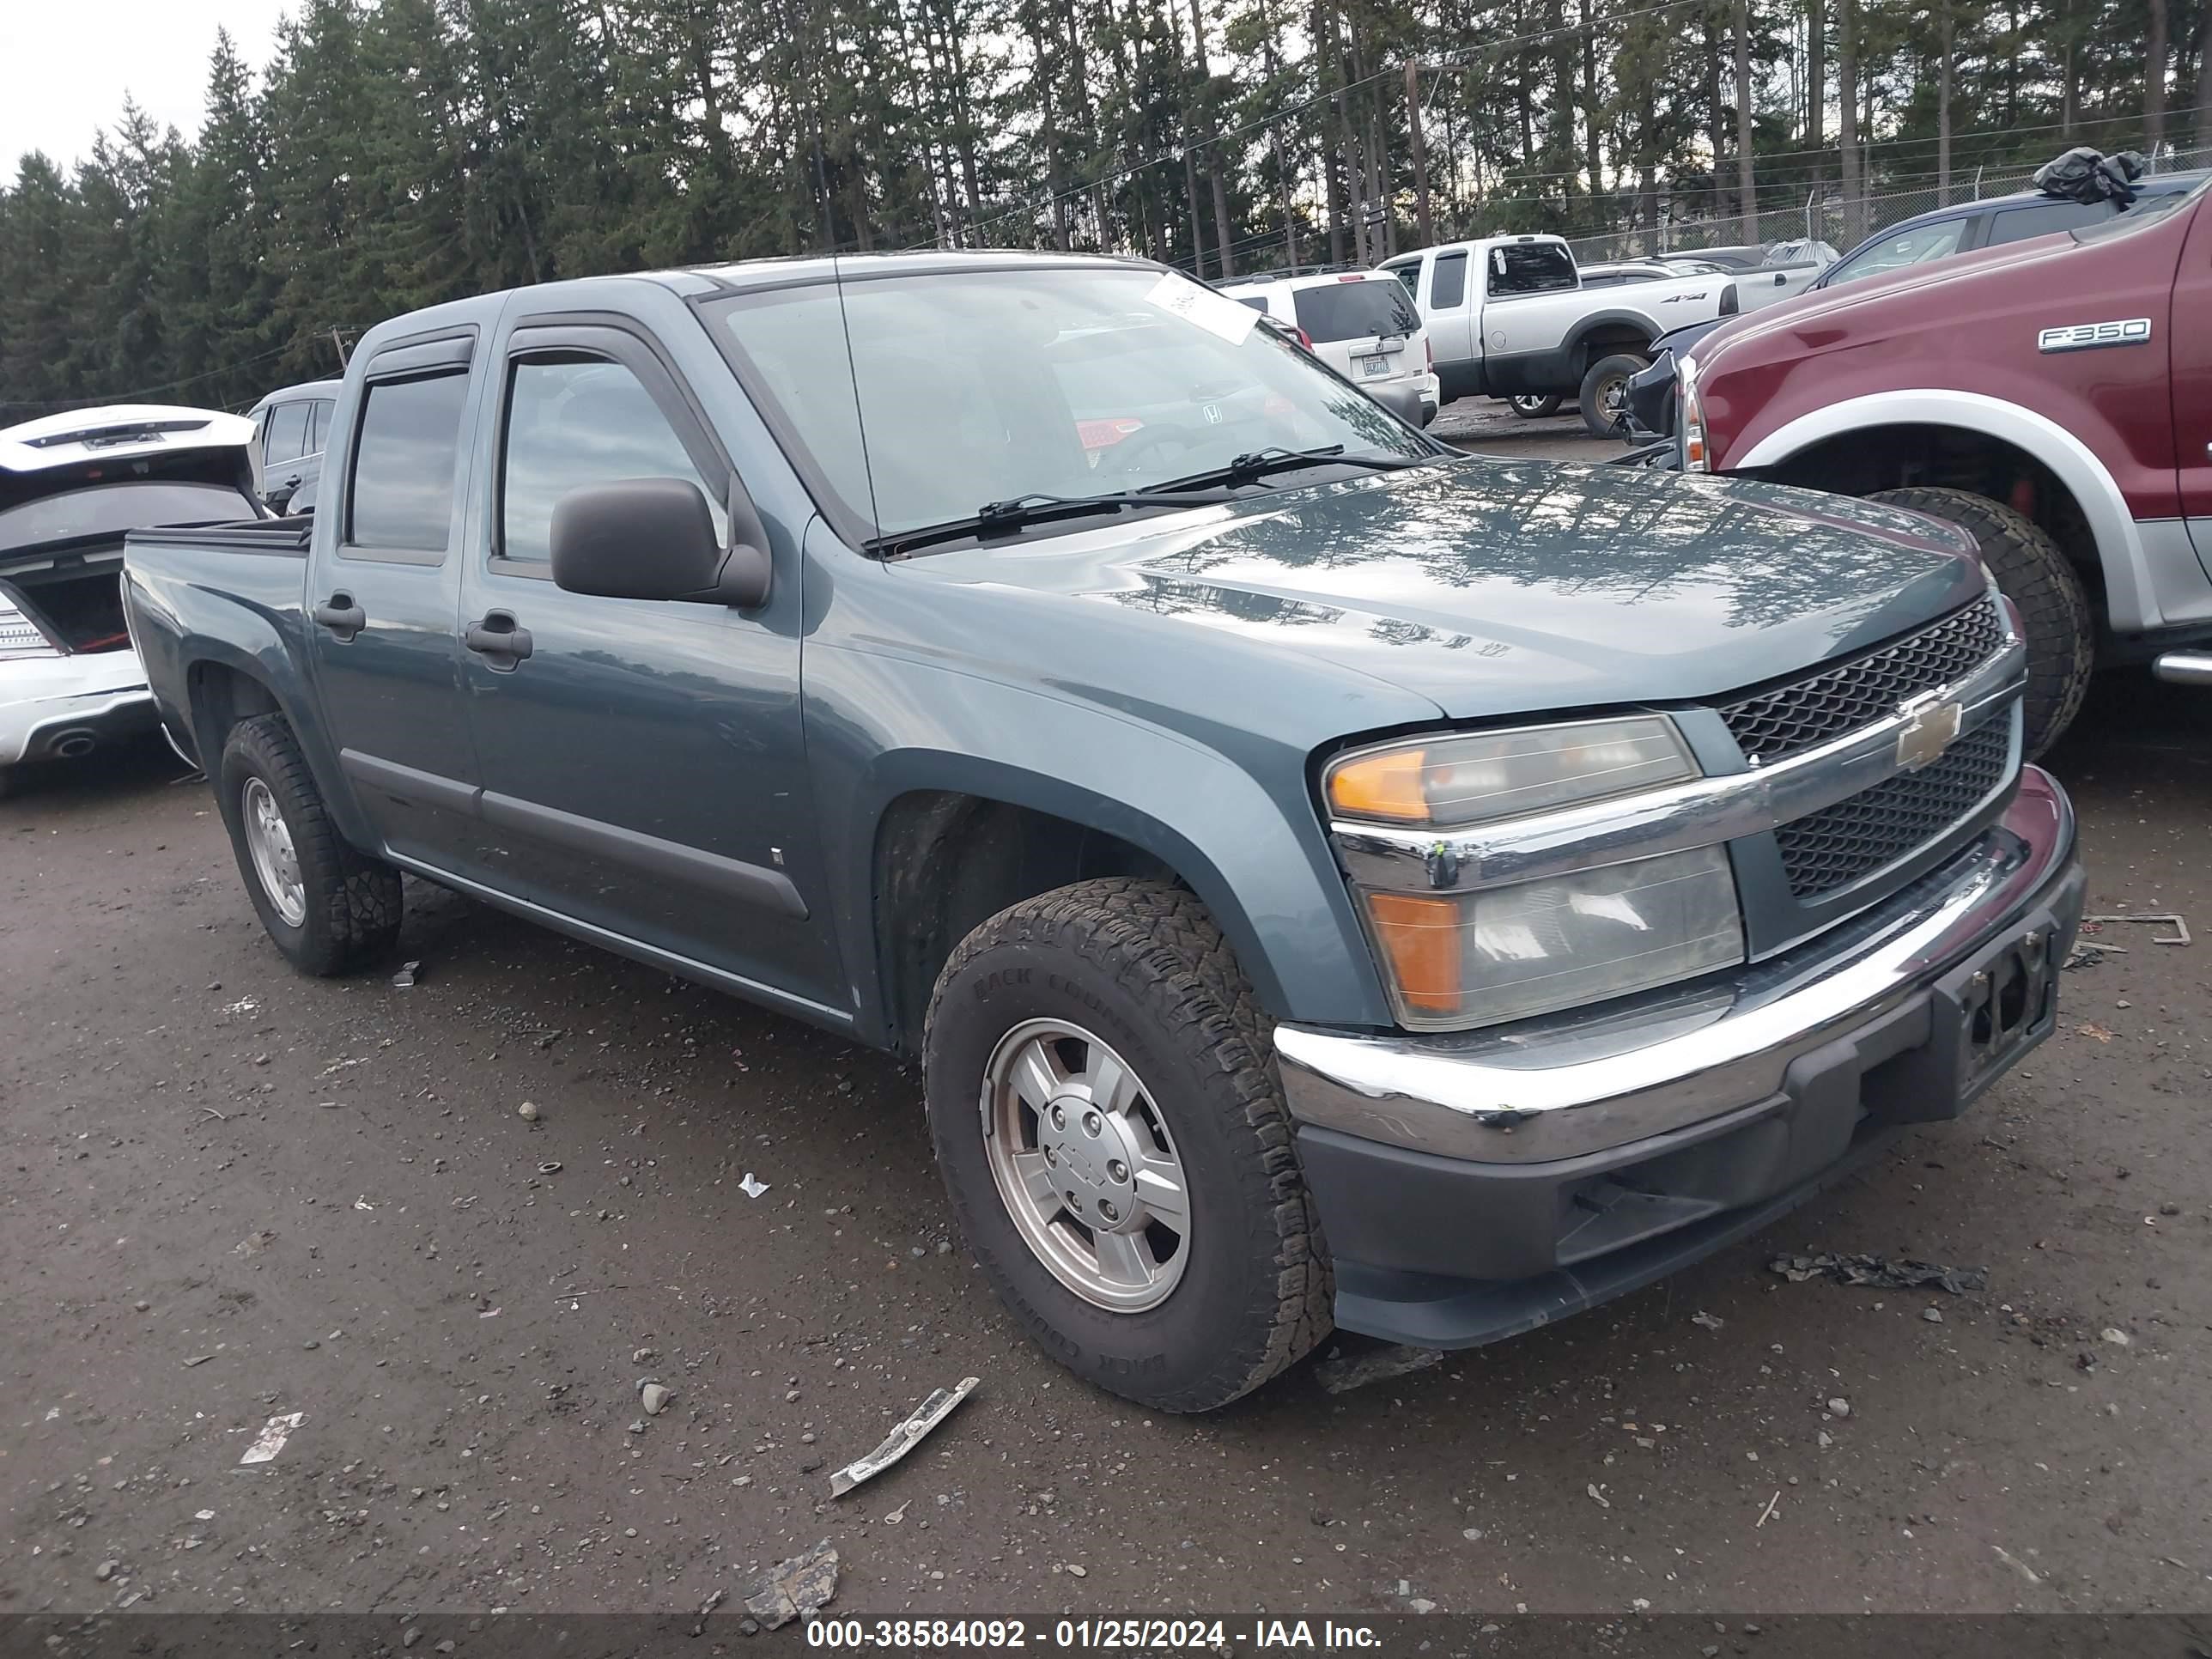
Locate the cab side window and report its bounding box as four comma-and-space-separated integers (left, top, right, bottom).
309, 399, 335, 454
1430, 251, 1468, 308
498, 353, 729, 567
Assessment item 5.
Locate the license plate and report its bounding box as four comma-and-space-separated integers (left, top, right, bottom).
1358, 355, 1389, 377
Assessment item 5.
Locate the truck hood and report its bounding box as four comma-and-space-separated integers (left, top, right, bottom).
1689, 234, 2085, 370
921, 457, 1983, 722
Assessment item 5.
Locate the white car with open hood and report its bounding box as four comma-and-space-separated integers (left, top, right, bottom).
1, 404, 262, 795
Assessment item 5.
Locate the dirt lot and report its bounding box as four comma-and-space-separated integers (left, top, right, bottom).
3, 476, 2209, 1621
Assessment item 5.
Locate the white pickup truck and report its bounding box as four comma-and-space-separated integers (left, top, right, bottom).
1383, 234, 1758, 434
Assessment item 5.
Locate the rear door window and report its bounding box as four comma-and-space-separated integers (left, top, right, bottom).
1486, 243, 1578, 296
1984, 198, 2104, 246
265, 403, 310, 465
1292, 279, 1422, 343
309, 399, 335, 454
348, 371, 470, 553
1430, 251, 1468, 308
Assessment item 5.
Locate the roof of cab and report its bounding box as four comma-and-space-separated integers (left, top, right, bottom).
0, 404, 255, 474
247, 379, 344, 416
345, 250, 1170, 358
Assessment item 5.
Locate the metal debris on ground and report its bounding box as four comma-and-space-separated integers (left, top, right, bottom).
1769, 1251, 1988, 1294
391, 961, 420, 988
2081, 912, 2191, 945
738, 1539, 840, 1628
2063, 942, 2125, 970
830, 1375, 980, 1497
739, 1172, 770, 1198
240, 1411, 305, 1465
1312, 1343, 1445, 1395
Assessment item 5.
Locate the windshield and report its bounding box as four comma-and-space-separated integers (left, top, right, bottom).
712, 265, 1437, 543
0, 479, 252, 556
1823, 218, 1968, 287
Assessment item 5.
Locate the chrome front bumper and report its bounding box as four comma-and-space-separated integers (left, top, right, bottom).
1278, 767, 2079, 1165
0, 649, 156, 768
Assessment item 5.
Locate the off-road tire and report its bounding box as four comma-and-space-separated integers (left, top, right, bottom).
1508, 393, 1565, 419
1577, 352, 1648, 436
216, 713, 402, 975
1866, 486, 2094, 757
923, 878, 1332, 1412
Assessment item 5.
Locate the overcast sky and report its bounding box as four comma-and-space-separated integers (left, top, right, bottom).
3, 0, 295, 176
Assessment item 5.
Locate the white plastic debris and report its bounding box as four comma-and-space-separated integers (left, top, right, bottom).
391, 961, 420, 988
739, 1172, 769, 1198
830, 1376, 980, 1497
1691, 1310, 1725, 1330
240, 1412, 304, 1465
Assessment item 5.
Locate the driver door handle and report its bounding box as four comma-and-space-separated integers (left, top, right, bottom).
465, 611, 534, 669
313, 593, 365, 640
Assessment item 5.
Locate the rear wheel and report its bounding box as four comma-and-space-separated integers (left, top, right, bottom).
923, 878, 1332, 1412
1865, 486, 2094, 757
1577, 353, 1648, 436
216, 713, 403, 975
1508, 393, 1564, 419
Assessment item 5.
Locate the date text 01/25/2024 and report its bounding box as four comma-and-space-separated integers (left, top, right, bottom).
805, 1619, 1382, 1650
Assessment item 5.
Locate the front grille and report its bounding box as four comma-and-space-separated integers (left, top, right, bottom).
1776, 720, 2012, 898
1718, 597, 2006, 763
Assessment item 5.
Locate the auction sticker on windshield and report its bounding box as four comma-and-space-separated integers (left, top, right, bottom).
1144, 272, 1260, 345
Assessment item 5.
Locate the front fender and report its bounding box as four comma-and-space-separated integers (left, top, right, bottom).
1733, 391, 2160, 632
803, 641, 1395, 1046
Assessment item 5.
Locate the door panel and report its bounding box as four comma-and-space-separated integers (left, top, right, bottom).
455, 325, 847, 1018
306, 336, 486, 872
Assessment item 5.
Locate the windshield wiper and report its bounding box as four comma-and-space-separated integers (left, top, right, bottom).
1142, 444, 1424, 494
869, 486, 1245, 557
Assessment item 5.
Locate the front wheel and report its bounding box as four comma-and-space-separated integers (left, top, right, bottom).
1577, 353, 1649, 436
1864, 486, 2094, 757
1508, 393, 1564, 419
923, 878, 1333, 1412
216, 713, 403, 975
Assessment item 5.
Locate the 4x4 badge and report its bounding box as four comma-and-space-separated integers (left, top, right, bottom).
1896, 689, 1964, 771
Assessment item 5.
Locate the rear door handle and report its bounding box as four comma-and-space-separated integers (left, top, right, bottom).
465, 611, 534, 669
313, 593, 366, 640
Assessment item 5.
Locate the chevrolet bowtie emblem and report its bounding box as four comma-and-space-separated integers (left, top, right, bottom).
1895, 689, 1963, 772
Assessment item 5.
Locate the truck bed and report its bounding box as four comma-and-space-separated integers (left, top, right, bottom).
125, 515, 313, 559
123, 515, 319, 772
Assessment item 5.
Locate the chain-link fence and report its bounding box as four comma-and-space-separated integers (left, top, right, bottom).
1562, 140, 2212, 265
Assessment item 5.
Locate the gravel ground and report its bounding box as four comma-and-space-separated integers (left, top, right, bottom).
3, 576, 2209, 1620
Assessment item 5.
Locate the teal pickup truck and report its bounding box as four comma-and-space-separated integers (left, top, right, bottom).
124, 252, 2084, 1411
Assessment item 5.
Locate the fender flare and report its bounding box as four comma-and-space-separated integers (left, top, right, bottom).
181, 635, 377, 850
1735, 389, 2161, 633
1563, 309, 1662, 360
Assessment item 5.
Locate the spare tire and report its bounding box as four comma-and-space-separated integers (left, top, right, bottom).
1865, 486, 2094, 757
1577, 353, 1648, 436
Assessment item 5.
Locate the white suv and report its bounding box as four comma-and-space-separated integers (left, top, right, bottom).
1215, 268, 1439, 426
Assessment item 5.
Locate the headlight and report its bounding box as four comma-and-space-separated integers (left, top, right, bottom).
0, 599, 60, 660
1326, 715, 1697, 828
1359, 845, 1745, 1030
1678, 355, 1708, 471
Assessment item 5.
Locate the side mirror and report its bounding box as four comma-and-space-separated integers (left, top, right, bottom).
1364, 380, 1427, 428
550, 477, 772, 608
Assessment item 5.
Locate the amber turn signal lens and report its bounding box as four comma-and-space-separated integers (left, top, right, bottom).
1327, 746, 1429, 822
1364, 892, 1462, 1013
